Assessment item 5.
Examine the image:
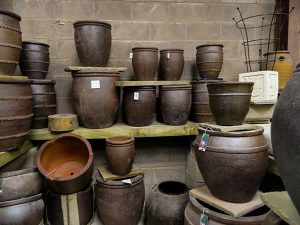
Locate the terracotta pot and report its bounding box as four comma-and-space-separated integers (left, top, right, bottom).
0, 194, 44, 225
194, 126, 268, 203
196, 44, 223, 79
0, 167, 43, 202
30, 79, 56, 129
105, 136, 135, 175
124, 86, 156, 126
207, 82, 254, 126
37, 133, 94, 194
264, 51, 294, 89
45, 184, 94, 225
19, 41, 50, 79
159, 85, 192, 125
159, 49, 184, 80
145, 181, 189, 225
0, 78, 33, 152
271, 63, 300, 213
132, 47, 158, 81
96, 174, 145, 225
184, 195, 270, 225
72, 71, 119, 128
0, 10, 22, 75
74, 20, 111, 66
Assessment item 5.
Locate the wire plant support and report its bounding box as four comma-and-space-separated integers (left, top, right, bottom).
233, 3, 294, 72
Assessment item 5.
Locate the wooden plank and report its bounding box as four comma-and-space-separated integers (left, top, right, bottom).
261, 191, 300, 225
199, 122, 258, 132
65, 66, 127, 73
98, 165, 144, 182
0, 75, 28, 79
0, 141, 34, 167
115, 80, 191, 87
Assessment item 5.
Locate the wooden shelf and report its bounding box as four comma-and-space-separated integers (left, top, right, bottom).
28, 121, 199, 140
115, 80, 191, 87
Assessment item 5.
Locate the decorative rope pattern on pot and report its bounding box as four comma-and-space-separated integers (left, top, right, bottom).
73, 73, 119, 77
32, 116, 48, 120
33, 104, 56, 108
132, 49, 158, 53
0, 114, 33, 121
106, 142, 134, 147
0, 24, 22, 33
74, 22, 111, 29
0, 96, 32, 100
0, 131, 29, 141
32, 92, 56, 96
0, 59, 18, 64
0, 43, 22, 49
21, 49, 49, 54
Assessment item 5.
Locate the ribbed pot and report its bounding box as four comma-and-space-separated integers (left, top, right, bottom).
45, 185, 94, 225
19, 41, 50, 79
207, 82, 254, 126
184, 195, 270, 225
72, 71, 119, 128
132, 47, 158, 81
0, 167, 43, 202
196, 44, 223, 79
272, 64, 300, 213
37, 133, 94, 194
0, 10, 22, 75
194, 127, 268, 203
74, 20, 111, 66
145, 181, 189, 225
0, 194, 44, 225
124, 86, 156, 126
30, 79, 56, 129
96, 175, 145, 225
159, 49, 184, 80
105, 136, 135, 176
159, 85, 192, 125
0, 79, 33, 152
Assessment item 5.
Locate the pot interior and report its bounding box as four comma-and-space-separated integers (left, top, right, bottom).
158, 181, 188, 195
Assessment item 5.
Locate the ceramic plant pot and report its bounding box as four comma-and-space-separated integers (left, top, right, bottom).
159, 49, 184, 80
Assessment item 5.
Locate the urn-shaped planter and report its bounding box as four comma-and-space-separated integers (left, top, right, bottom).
159, 49, 184, 80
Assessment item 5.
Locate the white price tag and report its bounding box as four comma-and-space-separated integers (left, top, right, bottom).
129, 52, 133, 59
134, 92, 139, 100
91, 80, 100, 89
122, 179, 132, 184
167, 53, 170, 59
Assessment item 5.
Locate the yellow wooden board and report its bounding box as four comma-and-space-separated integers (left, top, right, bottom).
98, 165, 144, 182
65, 66, 127, 73
0, 75, 28, 79
199, 122, 258, 132
115, 80, 191, 87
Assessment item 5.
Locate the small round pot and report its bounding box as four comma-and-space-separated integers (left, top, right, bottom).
184, 195, 270, 225
0, 167, 43, 202
0, 194, 44, 225
96, 174, 145, 225
105, 136, 135, 175
37, 133, 94, 194
74, 20, 111, 66
124, 86, 156, 126
194, 126, 268, 203
159, 85, 192, 125
159, 49, 184, 80
132, 47, 158, 81
145, 181, 189, 225
207, 82, 254, 126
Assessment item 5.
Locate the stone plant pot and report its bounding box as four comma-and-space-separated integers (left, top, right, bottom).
159, 49, 184, 80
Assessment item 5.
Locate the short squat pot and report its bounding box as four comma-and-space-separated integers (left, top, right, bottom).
37, 133, 94, 194
132, 47, 158, 81
207, 82, 254, 126
159, 49, 184, 80
194, 126, 268, 203
145, 181, 189, 225
105, 136, 135, 175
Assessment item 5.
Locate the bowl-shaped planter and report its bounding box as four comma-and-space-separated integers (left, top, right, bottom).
37, 133, 94, 194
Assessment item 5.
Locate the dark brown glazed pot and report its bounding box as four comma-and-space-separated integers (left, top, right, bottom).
19, 41, 50, 79
45, 185, 94, 225
159, 85, 192, 125
105, 136, 135, 175
132, 47, 158, 81
0, 193, 44, 225
145, 181, 189, 225
196, 44, 223, 79
37, 133, 94, 194
0, 167, 43, 202
159, 49, 184, 80
96, 174, 145, 225
271, 64, 300, 213
124, 86, 156, 126
30, 79, 56, 129
0, 10, 22, 75
72, 71, 119, 128
74, 20, 111, 66
184, 195, 270, 225
194, 127, 268, 203
0, 78, 33, 152
207, 82, 254, 126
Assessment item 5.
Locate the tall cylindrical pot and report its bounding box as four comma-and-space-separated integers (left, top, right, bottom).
159, 49, 184, 80
145, 181, 189, 225
74, 21, 111, 66
72, 71, 119, 128
194, 126, 268, 203
124, 86, 156, 126
96, 175, 145, 225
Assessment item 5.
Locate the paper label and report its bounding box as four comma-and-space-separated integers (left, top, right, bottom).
91, 80, 100, 89
134, 92, 139, 100
129, 52, 133, 59
167, 53, 170, 59
122, 179, 132, 184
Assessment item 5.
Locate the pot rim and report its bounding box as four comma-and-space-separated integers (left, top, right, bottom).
196, 44, 224, 49
263, 50, 290, 56
29, 79, 56, 85
0, 193, 43, 207
191, 80, 224, 85
158, 181, 188, 195
105, 136, 134, 145
198, 126, 264, 137
0, 10, 21, 21
124, 86, 156, 91
160, 49, 184, 53
0, 78, 32, 84
96, 174, 144, 187
46, 182, 93, 196
22, 41, 50, 47
73, 20, 111, 29
160, 84, 192, 90
207, 82, 254, 87
132, 47, 158, 52
37, 133, 94, 182
0, 167, 37, 178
